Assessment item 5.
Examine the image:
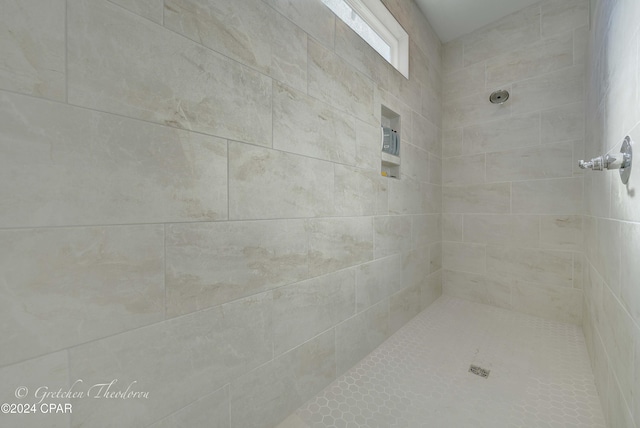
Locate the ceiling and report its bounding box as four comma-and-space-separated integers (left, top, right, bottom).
414, 0, 541, 43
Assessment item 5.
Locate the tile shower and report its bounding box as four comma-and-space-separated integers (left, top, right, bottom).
0, 1, 637, 428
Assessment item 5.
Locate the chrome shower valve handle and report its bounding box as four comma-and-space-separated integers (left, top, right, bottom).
578, 136, 633, 184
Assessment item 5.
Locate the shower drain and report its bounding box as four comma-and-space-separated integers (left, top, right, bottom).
469, 365, 490, 378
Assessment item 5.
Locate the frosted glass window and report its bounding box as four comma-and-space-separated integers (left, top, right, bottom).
323, 0, 391, 61
322, 0, 409, 78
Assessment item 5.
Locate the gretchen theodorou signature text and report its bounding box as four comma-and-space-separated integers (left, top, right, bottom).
27, 379, 150, 404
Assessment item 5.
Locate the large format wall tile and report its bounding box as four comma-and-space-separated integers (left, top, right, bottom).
0, 352, 69, 428
461, 4, 541, 66
443, 90, 511, 129
443, 270, 511, 309
485, 142, 573, 182
463, 215, 539, 248
0, 225, 163, 367
485, 32, 573, 88
511, 282, 582, 324
228, 142, 334, 220
539, 215, 583, 251
443, 242, 486, 274
356, 255, 403, 312
462, 112, 540, 154
166, 220, 308, 317
336, 301, 389, 375
411, 214, 441, 248
230, 330, 335, 428
541, 0, 589, 38
110, 0, 163, 23
148, 386, 229, 428
308, 40, 375, 123
541, 102, 585, 143
373, 215, 412, 258
511, 65, 584, 115
273, 269, 355, 356
334, 165, 388, 216
0, 92, 228, 228
306, 217, 373, 277
0, 0, 65, 101
263, 0, 335, 49
442, 154, 486, 186
67, 0, 272, 147
69, 292, 273, 428
512, 177, 583, 214
165, 0, 307, 92
274, 83, 356, 164
443, 183, 511, 214
487, 246, 573, 288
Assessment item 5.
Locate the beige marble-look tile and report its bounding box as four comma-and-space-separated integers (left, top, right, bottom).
231, 329, 335, 428
334, 165, 388, 216
442, 270, 511, 310
0, 0, 65, 101
166, 220, 307, 317
422, 87, 443, 135
486, 32, 574, 88
512, 177, 583, 215
486, 142, 574, 182
67, 0, 272, 147
263, 0, 335, 49
442, 128, 463, 158
306, 217, 373, 277
110, 0, 163, 23
443, 40, 463, 72
429, 154, 442, 185
273, 269, 355, 356
463, 214, 540, 248
511, 65, 584, 115
461, 4, 541, 66
0, 92, 228, 228
442, 154, 486, 186
165, 0, 307, 92
443, 62, 485, 101
511, 282, 582, 324
274, 82, 357, 164
443, 183, 511, 214
389, 179, 441, 215
276, 414, 311, 428
429, 242, 442, 274
0, 352, 69, 428
147, 386, 229, 428
373, 215, 412, 259
541, 102, 585, 144
573, 252, 584, 289
308, 40, 375, 124
442, 213, 463, 242
69, 292, 273, 428
356, 255, 403, 312
443, 242, 486, 275
401, 143, 430, 183
463, 112, 540, 155
541, 0, 590, 38
228, 142, 334, 220
574, 25, 589, 66
600, 285, 634, 406
0, 225, 163, 367
389, 284, 421, 333
443, 89, 511, 129
412, 112, 441, 156
620, 222, 640, 325
336, 300, 389, 375
487, 246, 573, 288
403, 246, 431, 290
421, 270, 443, 309
411, 214, 441, 248
335, 19, 390, 90
596, 218, 621, 296
539, 215, 583, 251
355, 119, 383, 172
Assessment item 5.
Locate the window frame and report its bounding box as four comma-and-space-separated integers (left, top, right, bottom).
328, 0, 409, 79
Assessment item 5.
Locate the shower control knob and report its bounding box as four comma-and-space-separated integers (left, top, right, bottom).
578, 156, 604, 170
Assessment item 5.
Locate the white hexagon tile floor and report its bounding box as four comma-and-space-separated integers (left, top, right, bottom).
281, 296, 606, 428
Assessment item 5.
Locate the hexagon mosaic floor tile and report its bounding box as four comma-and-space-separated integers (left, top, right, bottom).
286, 296, 606, 428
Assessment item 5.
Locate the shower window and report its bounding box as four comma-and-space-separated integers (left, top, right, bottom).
322, 0, 409, 78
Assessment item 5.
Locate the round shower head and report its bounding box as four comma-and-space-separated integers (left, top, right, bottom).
489, 89, 510, 104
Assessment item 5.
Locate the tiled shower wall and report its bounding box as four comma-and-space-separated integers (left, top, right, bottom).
441, 0, 589, 324
583, 0, 640, 426
0, 0, 442, 427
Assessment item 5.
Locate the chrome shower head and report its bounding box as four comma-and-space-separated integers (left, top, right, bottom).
489, 89, 509, 104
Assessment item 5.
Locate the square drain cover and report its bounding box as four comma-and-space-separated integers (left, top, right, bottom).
469, 365, 490, 378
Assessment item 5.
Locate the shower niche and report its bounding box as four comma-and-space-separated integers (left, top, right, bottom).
381, 105, 401, 179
